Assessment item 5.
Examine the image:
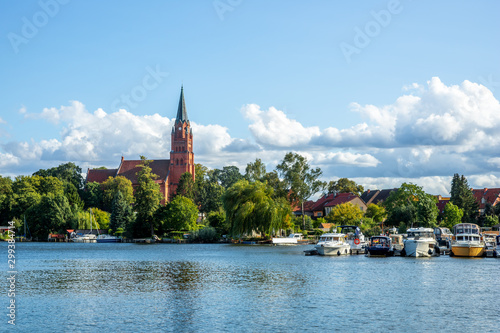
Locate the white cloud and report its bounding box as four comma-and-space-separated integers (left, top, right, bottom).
316, 151, 380, 167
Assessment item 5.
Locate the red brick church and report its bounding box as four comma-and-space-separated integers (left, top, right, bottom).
86, 86, 195, 202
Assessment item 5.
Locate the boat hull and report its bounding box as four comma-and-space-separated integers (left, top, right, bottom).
96, 239, 121, 243
367, 246, 393, 257
272, 238, 298, 245
316, 244, 351, 256
403, 240, 436, 257
451, 245, 484, 257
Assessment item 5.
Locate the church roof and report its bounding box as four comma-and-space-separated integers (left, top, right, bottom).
117, 159, 170, 184
176, 86, 189, 123
86, 168, 118, 183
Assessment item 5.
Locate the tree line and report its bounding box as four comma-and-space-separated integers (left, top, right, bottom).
0, 152, 497, 241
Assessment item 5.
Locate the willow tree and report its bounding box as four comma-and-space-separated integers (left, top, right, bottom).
222, 180, 291, 238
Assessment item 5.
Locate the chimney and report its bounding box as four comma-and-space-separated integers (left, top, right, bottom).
121, 156, 124, 162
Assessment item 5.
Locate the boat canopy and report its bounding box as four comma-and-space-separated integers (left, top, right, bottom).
453, 223, 480, 235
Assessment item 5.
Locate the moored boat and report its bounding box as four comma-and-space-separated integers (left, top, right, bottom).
389, 234, 404, 255
434, 227, 453, 253
339, 225, 367, 254
494, 235, 500, 258
272, 233, 303, 245
402, 227, 439, 257
314, 233, 351, 256
96, 234, 121, 243
450, 223, 485, 257
366, 236, 394, 257
72, 233, 97, 243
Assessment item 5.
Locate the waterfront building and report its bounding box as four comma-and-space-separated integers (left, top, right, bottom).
86, 86, 195, 202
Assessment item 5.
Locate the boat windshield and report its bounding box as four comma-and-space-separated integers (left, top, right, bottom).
371, 237, 389, 246
454, 224, 480, 235
456, 235, 481, 242
407, 231, 434, 238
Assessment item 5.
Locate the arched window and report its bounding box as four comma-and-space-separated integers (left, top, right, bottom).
176, 159, 179, 165
180, 158, 184, 165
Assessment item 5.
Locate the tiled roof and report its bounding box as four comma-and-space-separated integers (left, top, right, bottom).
86, 169, 118, 183
360, 190, 379, 205
472, 188, 500, 209
117, 159, 170, 184
311, 193, 336, 211
360, 188, 397, 205
319, 223, 335, 229
323, 193, 360, 207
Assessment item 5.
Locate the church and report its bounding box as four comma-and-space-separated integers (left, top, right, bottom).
86, 86, 195, 202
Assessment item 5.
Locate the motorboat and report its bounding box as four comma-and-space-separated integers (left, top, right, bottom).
314, 233, 351, 256
366, 235, 394, 257
450, 223, 485, 257
402, 227, 439, 257
339, 225, 367, 254
482, 232, 497, 250
434, 227, 453, 253
494, 235, 500, 258
96, 234, 121, 243
389, 234, 404, 255
272, 233, 303, 245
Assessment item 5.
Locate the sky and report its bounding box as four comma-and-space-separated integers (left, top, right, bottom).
1, 0, 500, 196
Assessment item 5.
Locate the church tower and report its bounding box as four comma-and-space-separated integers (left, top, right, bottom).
168, 86, 195, 200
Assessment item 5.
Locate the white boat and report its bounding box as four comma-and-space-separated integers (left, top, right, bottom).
340, 225, 367, 254
96, 234, 121, 243
272, 233, 303, 245
434, 227, 453, 253
402, 227, 439, 257
72, 233, 97, 243
482, 233, 497, 250
450, 223, 485, 257
314, 233, 351, 256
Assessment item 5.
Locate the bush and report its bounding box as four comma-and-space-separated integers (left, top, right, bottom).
190, 227, 218, 243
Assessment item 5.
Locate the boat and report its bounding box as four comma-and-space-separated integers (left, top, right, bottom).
494, 235, 500, 258
272, 233, 303, 245
389, 234, 404, 255
366, 235, 394, 256
482, 232, 497, 250
72, 233, 97, 243
434, 227, 453, 253
402, 227, 439, 257
314, 233, 351, 256
450, 223, 485, 257
96, 234, 121, 243
339, 225, 367, 254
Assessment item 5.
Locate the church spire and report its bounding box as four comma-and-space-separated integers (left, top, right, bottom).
176, 85, 189, 123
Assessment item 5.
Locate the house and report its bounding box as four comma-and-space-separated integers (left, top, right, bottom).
323, 193, 367, 216
360, 188, 398, 206
318, 223, 335, 232
86, 86, 195, 203
294, 192, 367, 218
472, 188, 500, 214
435, 195, 451, 214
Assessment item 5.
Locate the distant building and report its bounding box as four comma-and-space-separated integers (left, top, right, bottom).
472, 188, 500, 214
294, 192, 367, 218
360, 189, 398, 206
435, 195, 451, 214
86, 86, 195, 202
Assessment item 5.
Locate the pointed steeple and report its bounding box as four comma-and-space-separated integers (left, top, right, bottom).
176, 85, 189, 123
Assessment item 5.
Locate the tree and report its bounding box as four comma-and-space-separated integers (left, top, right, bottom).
156, 195, 199, 232
0, 176, 13, 224
365, 204, 387, 224
383, 183, 438, 227
25, 194, 72, 239
207, 209, 229, 235
450, 174, 479, 222
325, 203, 363, 225
245, 158, 266, 182
442, 202, 464, 229
327, 178, 364, 196
222, 180, 292, 237
134, 156, 163, 237
276, 152, 325, 230
102, 176, 134, 211
81, 181, 103, 209
176, 172, 195, 201
198, 180, 224, 217
64, 182, 84, 210
109, 190, 134, 233
33, 162, 84, 190
262, 171, 288, 200
212, 166, 243, 189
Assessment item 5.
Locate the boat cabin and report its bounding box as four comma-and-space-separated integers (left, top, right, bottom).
455, 234, 481, 242
370, 236, 391, 247
407, 228, 435, 239
453, 223, 480, 235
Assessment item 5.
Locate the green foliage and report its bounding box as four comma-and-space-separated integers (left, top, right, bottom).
325, 202, 363, 225
102, 176, 134, 211
482, 214, 499, 228
313, 217, 326, 229
207, 209, 229, 235
384, 183, 438, 227
327, 178, 364, 196
245, 158, 266, 182
450, 174, 479, 222
134, 156, 163, 237
64, 182, 84, 210
25, 194, 72, 239
156, 195, 199, 232
190, 227, 218, 243
276, 152, 325, 229
92, 208, 110, 230
81, 181, 103, 209
365, 204, 387, 223
0, 176, 13, 224
211, 166, 243, 189
176, 172, 195, 201
110, 191, 134, 232
262, 171, 288, 200
33, 162, 84, 190
222, 180, 292, 237
442, 202, 464, 229
197, 178, 224, 216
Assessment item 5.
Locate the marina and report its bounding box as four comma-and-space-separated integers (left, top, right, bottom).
3, 242, 498, 332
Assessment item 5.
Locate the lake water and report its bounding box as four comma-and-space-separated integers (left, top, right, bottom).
1, 242, 498, 332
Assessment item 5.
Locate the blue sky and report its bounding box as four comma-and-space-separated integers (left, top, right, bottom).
1, 0, 500, 195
